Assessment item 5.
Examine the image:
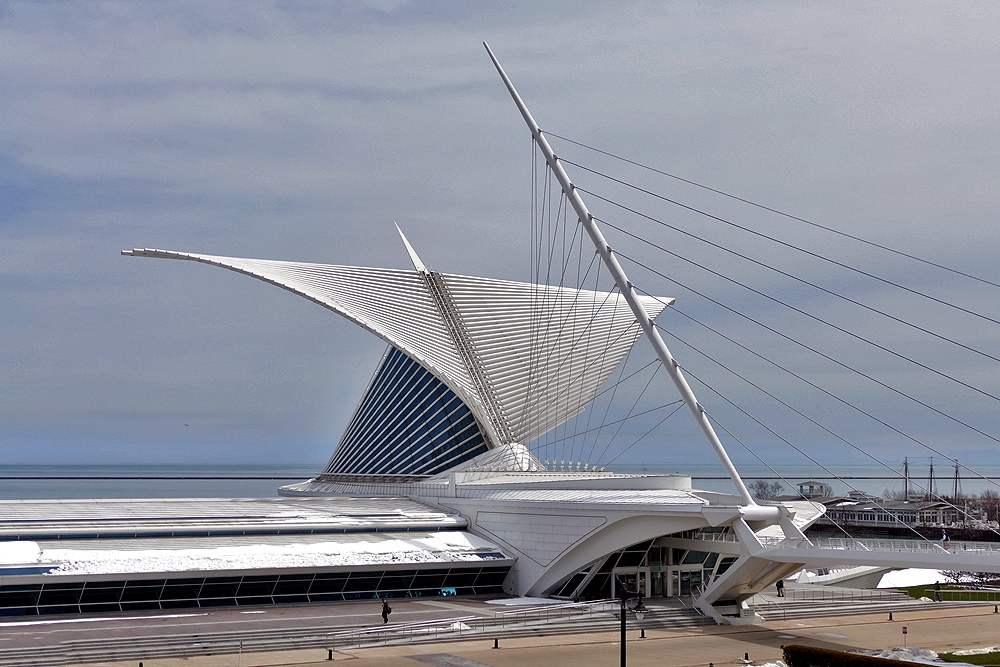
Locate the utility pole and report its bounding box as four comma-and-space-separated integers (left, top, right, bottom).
928, 457, 935, 501
953, 459, 960, 500
903, 457, 909, 500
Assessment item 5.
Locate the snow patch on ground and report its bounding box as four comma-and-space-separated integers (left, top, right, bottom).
486, 597, 563, 606
855, 647, 973, 665
953, 646, 1000, 656
760, 649, 976, 667
878, 569, 948, 589
866, 647, 940, 663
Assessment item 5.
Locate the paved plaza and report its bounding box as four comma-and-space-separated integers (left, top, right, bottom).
52, 603, 1000, 667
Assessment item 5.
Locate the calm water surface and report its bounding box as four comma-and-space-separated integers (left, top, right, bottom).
2, 462, 999, 500
0, 464, 319, 500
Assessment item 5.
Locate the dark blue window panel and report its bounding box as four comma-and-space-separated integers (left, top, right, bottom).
325, 347, 490, 476
0, 565, 510, 615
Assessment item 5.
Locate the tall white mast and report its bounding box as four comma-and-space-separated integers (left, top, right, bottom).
484, 42, 757, 506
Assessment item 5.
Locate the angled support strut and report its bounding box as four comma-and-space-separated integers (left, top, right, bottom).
485, 42, 758, 507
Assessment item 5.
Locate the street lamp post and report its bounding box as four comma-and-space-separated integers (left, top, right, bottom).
617, 579, 648, 667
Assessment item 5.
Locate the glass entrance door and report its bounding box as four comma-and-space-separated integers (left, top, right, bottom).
669, 568, 703, 596
612, 569, 649, 598
679, 569, 702, 595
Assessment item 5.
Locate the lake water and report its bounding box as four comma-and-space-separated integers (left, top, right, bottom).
0, 464, 320, 500
2, 462, 999, 500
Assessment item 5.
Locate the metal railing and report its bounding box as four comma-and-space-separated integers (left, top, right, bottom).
690, 532, 739, 543
756, 536, 1000, 555
783, 587, 906, 602
690, 582, 704, 609
923, 588, 1000, 602
324, 599, 618, 652
749, 596, 786, 620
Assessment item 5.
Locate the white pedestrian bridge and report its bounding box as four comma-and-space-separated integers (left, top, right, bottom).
757, 535, 1000, 570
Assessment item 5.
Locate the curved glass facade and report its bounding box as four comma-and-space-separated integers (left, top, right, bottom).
0, 565, 511, 616
325, 347, 490, 477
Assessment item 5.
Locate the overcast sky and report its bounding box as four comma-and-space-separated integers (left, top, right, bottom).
3, 1, 999, 479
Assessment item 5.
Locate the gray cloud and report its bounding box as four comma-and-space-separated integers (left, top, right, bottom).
2, 1, 999, 475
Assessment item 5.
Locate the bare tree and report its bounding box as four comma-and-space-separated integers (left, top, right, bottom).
749, 480, 784, 500
973, 490, 1000, 523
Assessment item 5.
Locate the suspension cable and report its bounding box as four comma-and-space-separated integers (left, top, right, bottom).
594, 363, 661, 465
637, 273, 1000, 495
669, 327, 997, 537
703, 407, 933, 542
606, 231, 1000, 408
602, 402, 686, 468
566, 162, 1000, 328
542, 400, 683, 449
578, 187, 1000, 366
543, 130, 1000, 291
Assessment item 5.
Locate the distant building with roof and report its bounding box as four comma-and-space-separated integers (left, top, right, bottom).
796, 481, 833, 499
814, 497, 979, 529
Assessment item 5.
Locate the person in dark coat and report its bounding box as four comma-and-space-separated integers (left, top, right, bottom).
381, 598, 392, 623
775, 579, 785, 597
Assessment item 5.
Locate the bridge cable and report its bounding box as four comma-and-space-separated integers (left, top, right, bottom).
537, 401, 683, 449
584, 192, 1000, 367
593, 363, 662, 465
704, 408, 929, 543
667, 324, 997, 538
606, 233, 1000, 411
566, 161, 1000, 328
544, 130, 1000, 291
632, 273, 1000, 497
602, 401, 686, 468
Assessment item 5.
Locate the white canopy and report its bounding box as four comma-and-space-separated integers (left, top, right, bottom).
124, 248, 673, 449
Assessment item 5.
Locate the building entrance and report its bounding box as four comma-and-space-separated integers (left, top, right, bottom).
611, 568, 649, 598
669, 567, 703, 596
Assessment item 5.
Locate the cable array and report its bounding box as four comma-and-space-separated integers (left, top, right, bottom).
520, 128, 1000, 540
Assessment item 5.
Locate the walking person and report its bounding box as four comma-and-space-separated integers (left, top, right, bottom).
381, 597, 392, 624
933, 582, 942, 602
775, 579, 785, 598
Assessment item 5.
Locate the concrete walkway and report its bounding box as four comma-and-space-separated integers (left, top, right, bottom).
64, 603, 1000, 667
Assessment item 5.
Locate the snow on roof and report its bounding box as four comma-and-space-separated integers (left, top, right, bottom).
0, 497, 465, 539
458, 488, 705, 505
3, 531, 510, 577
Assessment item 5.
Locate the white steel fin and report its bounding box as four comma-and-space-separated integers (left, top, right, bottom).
123, 247, 672, 453
485, 41, 760, 508
395, 223, 428, 274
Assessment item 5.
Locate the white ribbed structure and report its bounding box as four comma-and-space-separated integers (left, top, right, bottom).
123, 248, 672, 453
443, 274, 670, 443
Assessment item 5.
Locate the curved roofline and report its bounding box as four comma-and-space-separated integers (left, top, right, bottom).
122, 248, 500, 446
122, 247, 674, 452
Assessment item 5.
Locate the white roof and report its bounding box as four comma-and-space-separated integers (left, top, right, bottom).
0, 497, 465, 539
123, 249, 672, 448
1, 531, 510, 578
